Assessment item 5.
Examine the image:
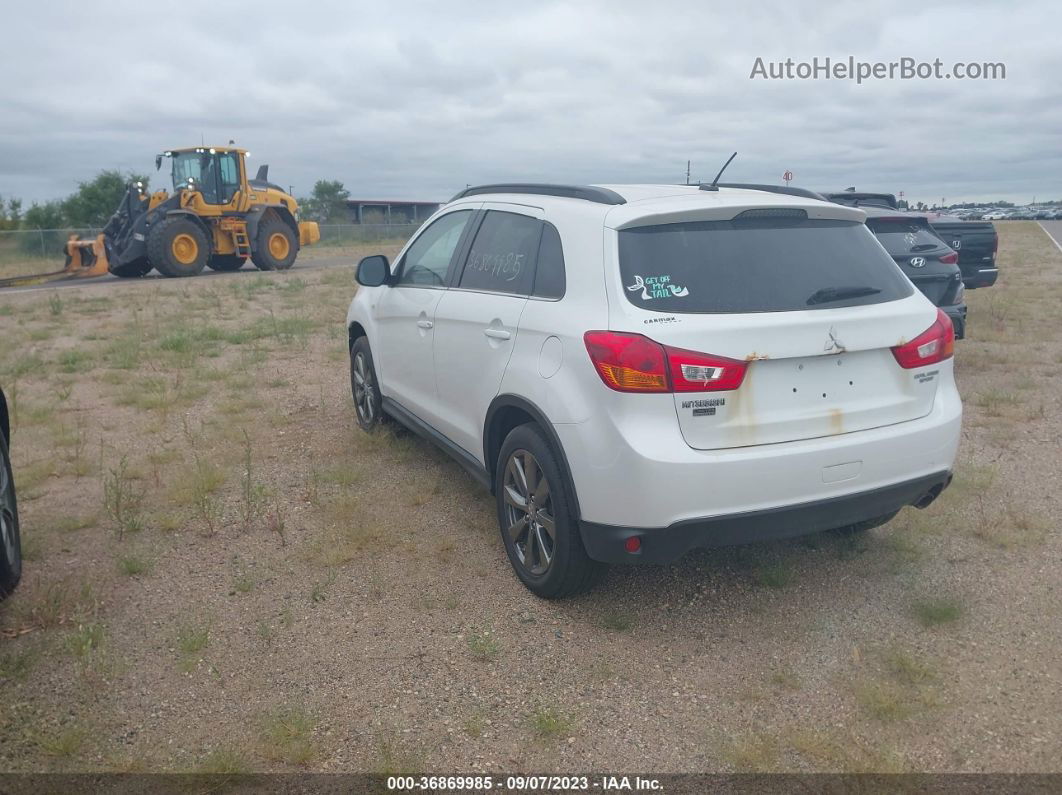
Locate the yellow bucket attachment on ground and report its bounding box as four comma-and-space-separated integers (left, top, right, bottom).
0, 234, 111, 289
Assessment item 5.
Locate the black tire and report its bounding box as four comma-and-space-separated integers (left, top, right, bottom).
831, 510, 900, 536
350, 337, 385, 431
147, 216, 209, 278
0, 430, 22, 600
207, 254, 246, 272
110, 258, 153, 278
251, 216, 298, 271
495, 424, 603, 599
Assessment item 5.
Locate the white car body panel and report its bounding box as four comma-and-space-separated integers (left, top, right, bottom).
346, 183, 962, 552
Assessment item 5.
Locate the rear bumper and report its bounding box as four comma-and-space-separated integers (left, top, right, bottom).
942, 303, 967, 340
554, 364, 962, 534
581, 470, 952, 564
961, 267, 998, 290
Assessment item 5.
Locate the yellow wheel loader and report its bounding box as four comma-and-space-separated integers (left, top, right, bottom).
0, 146, 320, 288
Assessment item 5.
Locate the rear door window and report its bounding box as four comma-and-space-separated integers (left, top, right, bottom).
532, 222, 565, 299
618, 216, 913, 314
458, 210, 541, 296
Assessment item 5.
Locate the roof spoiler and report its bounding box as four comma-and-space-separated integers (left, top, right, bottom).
714, 183, 829, 202
451, 183, 626, 205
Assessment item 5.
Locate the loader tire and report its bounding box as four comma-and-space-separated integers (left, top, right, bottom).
111, 258, 153, 278
251, 217, 298, 271
148, 216, 209, 278
208, 254, 246, 272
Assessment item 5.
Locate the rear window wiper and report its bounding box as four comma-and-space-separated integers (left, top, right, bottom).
806, 285, 882, 305
910, 244, 939, 252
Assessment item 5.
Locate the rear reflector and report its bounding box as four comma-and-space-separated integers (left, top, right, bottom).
584, 331, 748, 393
891, 309, 955, 369
624, 536, 642, 553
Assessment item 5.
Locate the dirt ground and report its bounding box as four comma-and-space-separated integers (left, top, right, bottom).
0, 223, 1059, 775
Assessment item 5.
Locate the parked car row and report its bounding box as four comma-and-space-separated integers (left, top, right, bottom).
347, 182, 962, 597
820, 187, 1006, 334
971, 207, 1062, 221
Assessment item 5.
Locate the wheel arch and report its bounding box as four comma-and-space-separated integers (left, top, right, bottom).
0, 387, 9, 447
161, 209, 212, 238
247, 206, 299, 251
483, 395, 581, 520
347, 321, 367, 351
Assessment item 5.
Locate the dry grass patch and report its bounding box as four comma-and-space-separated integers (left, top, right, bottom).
258, 708, 320, 766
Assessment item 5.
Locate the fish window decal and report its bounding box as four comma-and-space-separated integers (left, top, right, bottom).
626, 274, 689, 300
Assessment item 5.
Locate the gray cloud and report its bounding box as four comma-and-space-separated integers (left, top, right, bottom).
1, 0, 1059, 207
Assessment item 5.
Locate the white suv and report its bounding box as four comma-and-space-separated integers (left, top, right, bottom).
345, 183, 962, 598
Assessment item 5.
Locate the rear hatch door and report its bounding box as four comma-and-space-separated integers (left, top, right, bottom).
928, 219, 998, 279
866, 217, 961, 306
606, 202, 941, 451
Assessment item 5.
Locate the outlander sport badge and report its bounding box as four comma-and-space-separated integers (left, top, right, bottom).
909, 256, 927, 268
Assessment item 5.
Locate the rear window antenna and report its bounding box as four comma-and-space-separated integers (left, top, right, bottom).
702, 152, 738, 191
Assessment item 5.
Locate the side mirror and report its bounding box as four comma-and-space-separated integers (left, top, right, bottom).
356, 255, 390, 287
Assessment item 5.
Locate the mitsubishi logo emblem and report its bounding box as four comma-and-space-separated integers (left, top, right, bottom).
824, 326, 845, 353
909, 256, 927, 268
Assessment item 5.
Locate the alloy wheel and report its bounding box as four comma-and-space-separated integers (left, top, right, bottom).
502, 449, 556, 576
352, 352, 375, 424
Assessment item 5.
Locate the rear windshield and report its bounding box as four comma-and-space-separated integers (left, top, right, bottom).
617, 217, 913, 314
866, 219, 948, 255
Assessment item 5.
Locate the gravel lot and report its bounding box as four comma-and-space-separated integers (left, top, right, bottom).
0, 222, 1059, 774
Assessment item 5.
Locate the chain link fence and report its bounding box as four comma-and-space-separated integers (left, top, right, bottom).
315, 223, 420, 247
0, 227, 105, 264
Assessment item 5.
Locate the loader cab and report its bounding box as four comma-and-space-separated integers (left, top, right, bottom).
158, 148, 248, 208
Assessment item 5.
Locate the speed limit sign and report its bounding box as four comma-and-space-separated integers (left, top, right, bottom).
783, 170, 794, 185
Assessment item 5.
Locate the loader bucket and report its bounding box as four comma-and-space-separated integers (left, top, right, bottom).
63, 234, 111, 278
0, 234, 111, 289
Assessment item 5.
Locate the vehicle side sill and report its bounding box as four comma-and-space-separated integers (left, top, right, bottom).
380, 397, 491, 488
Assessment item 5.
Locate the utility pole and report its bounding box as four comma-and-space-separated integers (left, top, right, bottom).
686, 160, 691, 186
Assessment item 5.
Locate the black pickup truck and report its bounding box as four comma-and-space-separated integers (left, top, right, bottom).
822, 190, 999, 289
923, 214, 999, 289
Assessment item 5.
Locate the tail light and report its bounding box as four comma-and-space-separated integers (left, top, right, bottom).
991, 235, 998, 261
583, 332, 668, 392
939, 251, 958, 264
891, 309, 954, 369
584, 331, 748, 393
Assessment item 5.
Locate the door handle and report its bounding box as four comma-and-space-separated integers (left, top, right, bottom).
483, 328, 511, 340
417, 319, 434, 329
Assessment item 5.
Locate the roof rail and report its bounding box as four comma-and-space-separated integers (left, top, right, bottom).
451, 183, 626, 205
712, 182, 829, 202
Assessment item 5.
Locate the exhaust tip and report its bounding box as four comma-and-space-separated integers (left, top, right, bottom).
913, 483, 945, 510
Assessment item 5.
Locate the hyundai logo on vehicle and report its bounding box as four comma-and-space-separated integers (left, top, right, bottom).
909, 256, 927, 268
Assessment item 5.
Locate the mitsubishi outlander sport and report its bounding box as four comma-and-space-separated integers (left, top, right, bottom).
346, 183, 962, 598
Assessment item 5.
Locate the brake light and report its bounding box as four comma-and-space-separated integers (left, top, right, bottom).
583, 331, 748, 393
584, 331, 669, 392
891, 309, 955, 369
939, 251, 958, 264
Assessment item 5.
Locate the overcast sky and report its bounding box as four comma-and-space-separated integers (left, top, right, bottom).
1, 1, 1059, 208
